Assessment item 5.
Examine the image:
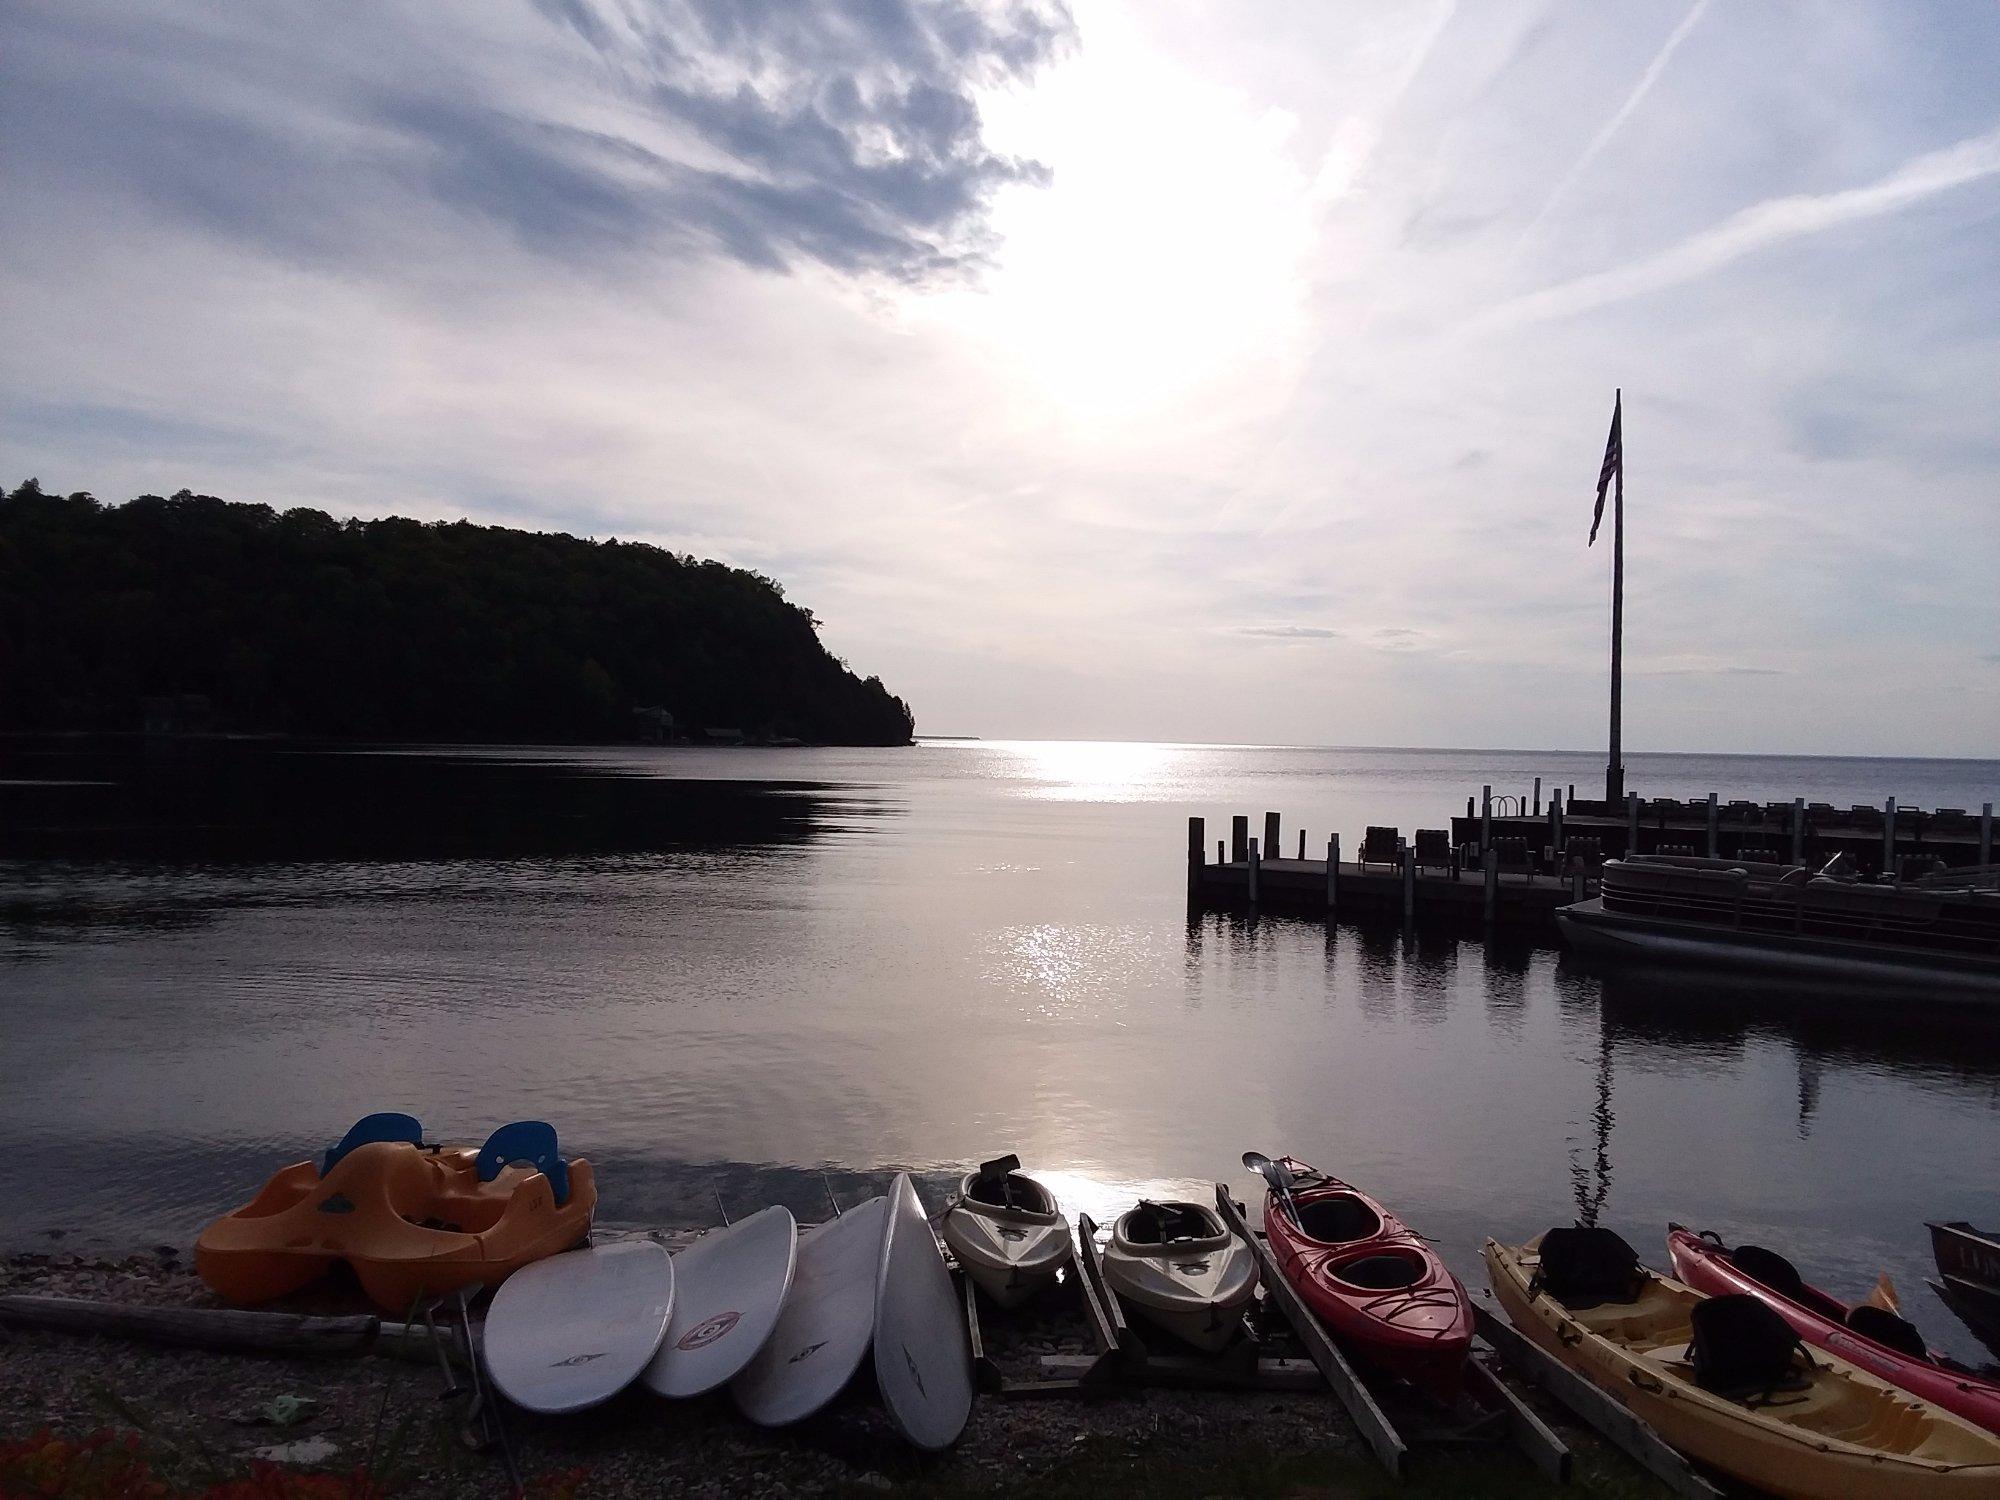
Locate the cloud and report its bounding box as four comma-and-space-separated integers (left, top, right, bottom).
3, 0, 1075, 282
1638, 665, 1786, 677
1520, 0, 1712, 240
4, 2, 1998, 756
1489, 119, 2000, 327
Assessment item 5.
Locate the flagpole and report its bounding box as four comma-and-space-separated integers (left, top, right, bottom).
1607, 388, 1624, 807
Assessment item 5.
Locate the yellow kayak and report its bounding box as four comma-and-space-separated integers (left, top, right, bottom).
1486, 1233, 2000, 1500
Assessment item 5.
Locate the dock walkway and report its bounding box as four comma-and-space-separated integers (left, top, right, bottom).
1187, 816, 1587, 934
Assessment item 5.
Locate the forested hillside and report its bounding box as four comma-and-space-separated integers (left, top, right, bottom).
0, 482, 914, 745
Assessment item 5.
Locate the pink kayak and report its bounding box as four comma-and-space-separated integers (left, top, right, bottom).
1667, 1226, 2000, 1437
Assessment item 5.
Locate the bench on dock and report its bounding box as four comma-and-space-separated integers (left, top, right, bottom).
1563, 836, 1603, 869
1492, 837, 1536, 883
1361, 826, 1400, 871
1414, 828, 1453, 874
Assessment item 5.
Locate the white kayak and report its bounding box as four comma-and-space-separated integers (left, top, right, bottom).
941, 1155, 1070, 1309
876, 1173, 975, 1450
731, 1195, 888, 1427
642, 1205, 798, 1399
1101, 1200, 1256, 1354
483, 1240, 675, 1413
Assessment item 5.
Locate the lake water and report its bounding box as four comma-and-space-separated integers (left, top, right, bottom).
4, 739, 1998, 1364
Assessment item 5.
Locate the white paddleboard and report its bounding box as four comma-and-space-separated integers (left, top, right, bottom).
730, 1194, 888, 1427
875, 1173, 975, 1449
482, 1241, 675, 1414
642, 1205, 798, 1398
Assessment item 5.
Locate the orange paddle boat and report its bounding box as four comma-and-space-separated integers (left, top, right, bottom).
196, 1115, 596, 1311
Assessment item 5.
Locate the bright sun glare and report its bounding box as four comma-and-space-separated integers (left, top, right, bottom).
916, 11, 1315, 428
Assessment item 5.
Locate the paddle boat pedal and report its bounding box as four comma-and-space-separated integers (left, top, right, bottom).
197, 1116, 597, 1311
1216, 1177, 1572, 1486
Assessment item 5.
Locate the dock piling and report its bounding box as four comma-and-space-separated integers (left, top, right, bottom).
1983, 804, 1993, 867
1400, 841, 1415, 922
1791, 798, 1805, 866
1533, 777, 1541, 815
1481, 785, 1492, 853
1326, 835, 1338, 916
1247, 837, 1261, 905
1551, 788, 1564, 850
1482, 846, 1498, 925
1297, 830, 1306, 860
1187, 817, 1204, 901
1231, 815, 1249, 863
1626, 792, 1639, 857
1705, 793, 1718, 858
1264, 812, 1281, 861
1883, 797, 1897, 879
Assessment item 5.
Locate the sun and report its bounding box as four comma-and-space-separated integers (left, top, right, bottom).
912, 8, 1316, 430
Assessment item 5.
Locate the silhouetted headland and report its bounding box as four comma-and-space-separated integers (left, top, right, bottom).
0, 480, 914, 746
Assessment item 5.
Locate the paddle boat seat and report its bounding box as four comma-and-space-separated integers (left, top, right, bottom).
197, 1119, 595, 1311
323, 1111, 423, 1175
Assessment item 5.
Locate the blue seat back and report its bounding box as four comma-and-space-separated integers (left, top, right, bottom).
322, 1112, 423, 1176
476, 1120, 571, 1206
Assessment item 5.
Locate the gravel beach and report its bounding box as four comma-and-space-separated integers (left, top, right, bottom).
0, 1249, 1669, 1498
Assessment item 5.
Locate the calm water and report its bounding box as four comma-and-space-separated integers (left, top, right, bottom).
4, 739, 1998, 1364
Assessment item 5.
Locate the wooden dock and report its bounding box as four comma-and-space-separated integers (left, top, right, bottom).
1186, 815, 1591, 935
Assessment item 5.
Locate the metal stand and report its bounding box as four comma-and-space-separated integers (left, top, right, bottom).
420, 1291, 520, 1492
957, 1220, 1119, 1398
1472, 1294, 1720, 1499
1214, 1184, 1573, 1486
1065, 1210, 1366, 1394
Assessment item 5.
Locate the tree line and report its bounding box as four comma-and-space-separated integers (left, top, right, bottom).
0, 481, 915, 745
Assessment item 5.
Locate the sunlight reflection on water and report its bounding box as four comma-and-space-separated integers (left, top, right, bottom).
4, 740, 1999, 1363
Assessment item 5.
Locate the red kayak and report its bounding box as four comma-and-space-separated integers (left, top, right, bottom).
1667, 1226, 2000, 1436
1260, 1157, 1472, 1400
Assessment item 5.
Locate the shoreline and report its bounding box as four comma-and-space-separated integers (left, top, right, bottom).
0, 1250, 1669, 1498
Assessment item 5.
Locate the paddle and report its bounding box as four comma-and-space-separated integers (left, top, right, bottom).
1242, 1150, 1302, 1226
1864, 1271, 1902, 1316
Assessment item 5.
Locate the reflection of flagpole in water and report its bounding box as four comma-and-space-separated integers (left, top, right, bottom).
1796, 1049, 1821, 1140
1570, 1028, 1615, 1228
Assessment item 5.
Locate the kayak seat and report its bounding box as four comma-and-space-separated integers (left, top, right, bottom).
477, 1121, 571, 1207
1534, 1226, 1645, 1309
1296, 1195, 1382, 1245
1729, 1243, 1806, 1300
1846, 1304, 1929, 1360
1333, 1251, 1424, 1290
323, 1112, 423, 1176
967, 1174, 1054, 1214
967, 1159, 1055, 1215
1688, 1294, 1806, 1402
1128, 1201, 1217, 1246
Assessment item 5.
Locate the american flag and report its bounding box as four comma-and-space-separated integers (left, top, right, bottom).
1589, 391, 1621, 546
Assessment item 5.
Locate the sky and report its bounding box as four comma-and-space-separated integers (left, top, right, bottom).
4, 1, 1998, 757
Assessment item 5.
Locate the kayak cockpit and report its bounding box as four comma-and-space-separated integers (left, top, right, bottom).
1330, 1249, 1427, 1290
964, 1169, 1056, 1216
1120, 1200, 1230, 1253
1295, 1193, 1383, 1246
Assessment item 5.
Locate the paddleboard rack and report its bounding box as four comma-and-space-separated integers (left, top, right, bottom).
957, 1218, 1121, 1397
1213, 1184, 1573, 1486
